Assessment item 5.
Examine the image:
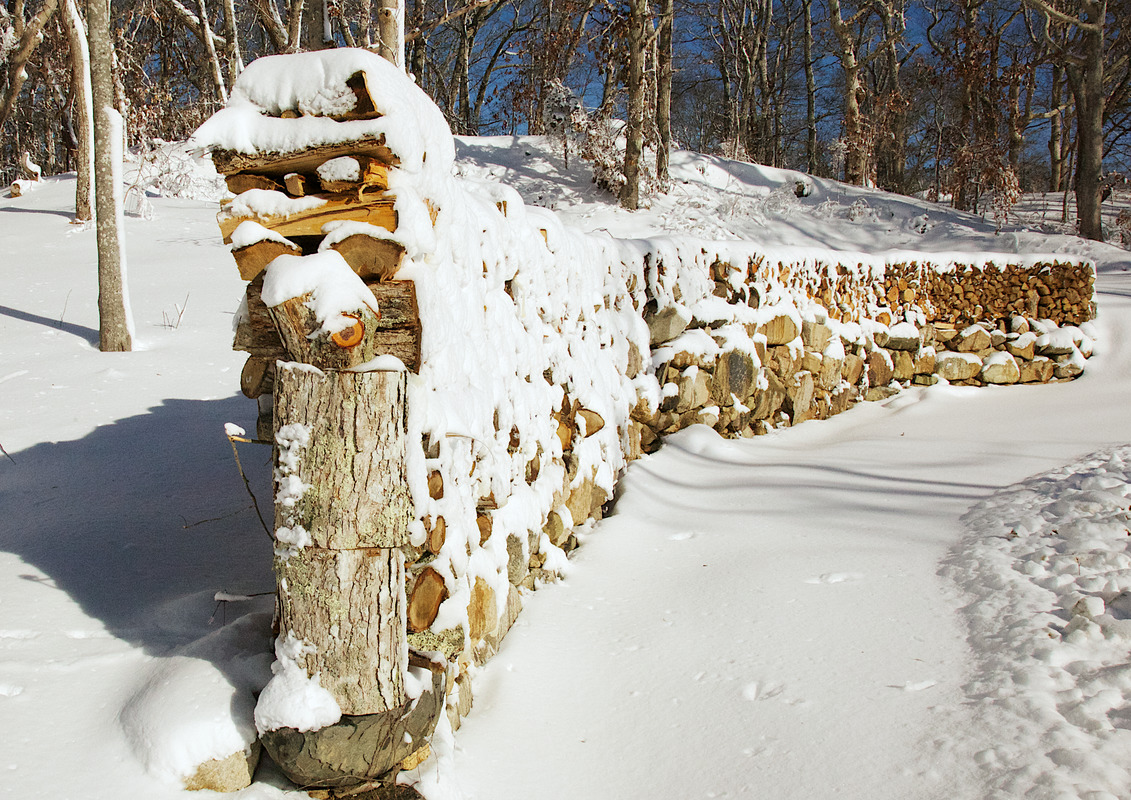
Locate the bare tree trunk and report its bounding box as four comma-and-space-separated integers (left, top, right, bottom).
302, 0, 332, 50
64, 0, 93, 221
1049, 64, 1063, 192
0, 0, 62, 132
803, 0, 817, 173
655, 0, 673, 187
827, 0, 868, 185
222, 0, 243, 85
196, 0, 228, 102
1069, 0, 1106, 241
620, 0, 646, 210
87, 0, 132, 351
377, 0, 404, 68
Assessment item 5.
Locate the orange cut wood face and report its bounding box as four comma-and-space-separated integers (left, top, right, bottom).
331, 316, 365, 348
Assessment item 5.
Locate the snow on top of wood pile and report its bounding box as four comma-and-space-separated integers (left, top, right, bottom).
191, 48, 454, 179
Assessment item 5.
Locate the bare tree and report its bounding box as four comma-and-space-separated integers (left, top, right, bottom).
63, 0, 93, 220
1026, 0, 1123, 240
87, 0, 132, 351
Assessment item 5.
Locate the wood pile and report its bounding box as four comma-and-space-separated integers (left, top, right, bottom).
207, 71, 440, 791
211, 71, 421, 440
631, 254, 1097, 452
882, 261, 1096, 327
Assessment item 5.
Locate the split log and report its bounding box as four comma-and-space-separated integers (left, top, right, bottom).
274, 367, 413, 550
209, 133, 398, 179
240, 355, 275, 398
284, 172, 312, 197
218, 194, 398, 243
233, 274, 286, 359
426, 516, 446, 554
225, 173, 281, 194
407, 567, 447, 632
329, 233, 404, 281
275, 546, 407, 714
260, 667, 445, 790
231, 237, 301, 281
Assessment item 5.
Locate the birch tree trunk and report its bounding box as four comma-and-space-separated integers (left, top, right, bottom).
87, 0, 132, 351
196, 0, 228, 103
222, 0, 243, 85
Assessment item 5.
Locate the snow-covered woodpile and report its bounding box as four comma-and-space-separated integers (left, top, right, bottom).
881, 260, 1095, 326
633, 250, 1097, 448
192, 48, 1097, 794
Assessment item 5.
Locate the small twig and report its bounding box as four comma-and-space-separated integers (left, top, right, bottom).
182, 503, 256, 529
0, 441, 14, 464
58, 290, 71, 329
174, 293, 189, 329
209, 589, 276, 624
227, 434, 272, 539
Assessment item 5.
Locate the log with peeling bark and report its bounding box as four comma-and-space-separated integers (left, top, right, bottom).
233, 275, 286, 359
225, 173, 281, 194
231, 237, 301, 281
319, 156, 390, 194
209, 133, 398, 179
265, 279, 421, 371
218, 193, 398, 243
273, 366, 414, 550
275, 546, 407, 714
329, 233, 404, 281
260, 667, 445, 790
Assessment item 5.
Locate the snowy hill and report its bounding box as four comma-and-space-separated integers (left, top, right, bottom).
2, 141, 1131, 800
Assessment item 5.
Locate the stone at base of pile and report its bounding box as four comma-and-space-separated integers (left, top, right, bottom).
183, 743, 261, 792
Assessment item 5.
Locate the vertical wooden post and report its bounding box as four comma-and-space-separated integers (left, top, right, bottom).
272, 366, 413, 715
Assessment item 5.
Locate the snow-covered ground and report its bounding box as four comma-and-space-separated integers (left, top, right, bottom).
2, 140, 1131, 800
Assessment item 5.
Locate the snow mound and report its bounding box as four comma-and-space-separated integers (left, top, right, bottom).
191, 48, 454, 179
118, 611, 273, 784
945, 445, 1131, 798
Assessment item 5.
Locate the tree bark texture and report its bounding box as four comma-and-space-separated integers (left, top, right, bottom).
273, 367, 413, 550
619, 0, 647, 210
377, 0, 404, 69
196, 0, 228, 103
87, 0, 132, 351
655, 0, 673, 187
1069, 0, 1106, 241
275, 546, 407, 714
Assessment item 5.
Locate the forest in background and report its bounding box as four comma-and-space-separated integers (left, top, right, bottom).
1, 0, 1129, 237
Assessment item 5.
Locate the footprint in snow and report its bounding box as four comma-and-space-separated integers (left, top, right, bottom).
0, 684, 25, 698
805, 572, 864, 584
668, 531, 699, 541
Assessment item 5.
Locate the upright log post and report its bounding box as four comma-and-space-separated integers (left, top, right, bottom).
272, 366, 412, 713
258, 265, 441, 790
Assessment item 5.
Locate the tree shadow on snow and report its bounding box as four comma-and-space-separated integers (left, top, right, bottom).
0, 394, 275, 661
0, 303, 100, 346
